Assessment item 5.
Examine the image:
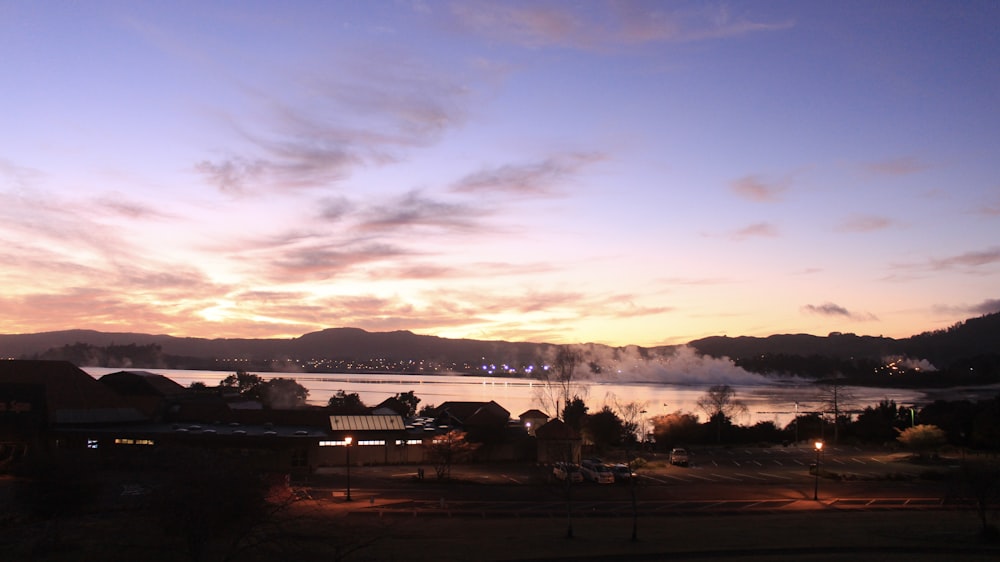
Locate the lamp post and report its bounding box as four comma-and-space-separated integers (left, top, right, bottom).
345, 436, 353, 501
813, 441, 823, 501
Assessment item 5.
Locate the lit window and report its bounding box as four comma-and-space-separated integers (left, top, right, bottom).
87, 439, 99, 449
358, 440, 385, 446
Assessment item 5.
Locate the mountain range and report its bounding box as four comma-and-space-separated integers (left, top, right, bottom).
2, 312, 999, 381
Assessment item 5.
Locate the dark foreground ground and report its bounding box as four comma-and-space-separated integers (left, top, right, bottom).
3, 447, 999, 561
3, 499, 999, 562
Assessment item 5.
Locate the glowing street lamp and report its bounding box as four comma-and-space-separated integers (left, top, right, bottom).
813, 441, 824, 501
345, 436, 353, 501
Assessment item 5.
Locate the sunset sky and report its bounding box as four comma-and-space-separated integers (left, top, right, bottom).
2, 1, 999, 347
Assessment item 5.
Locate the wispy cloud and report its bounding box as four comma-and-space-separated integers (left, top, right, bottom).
262, 242, 409, 281
802, 302, 878, 321
195, 49, 470, 194
358, 190, 485, 232
731, 175, 787, 202
447, 1, 793, 50
975, 195, 1000, 216
928, 247, 1000, 270
731, 222, 779, 241
863, 156, 929, 176
970, 298, 1000, 315
450, 152, 604, 196
836, 214, 894, 233
0, 158, 44, 190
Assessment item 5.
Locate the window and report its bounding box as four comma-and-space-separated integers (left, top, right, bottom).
87, 439, 99, 449
396, 439, 423, 445
357, 440, 385, 446
114, 438, 155, 446
320, 440, 347, 447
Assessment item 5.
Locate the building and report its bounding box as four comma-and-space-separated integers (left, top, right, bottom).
518, 409, 550, 436
534, 418, 581, 464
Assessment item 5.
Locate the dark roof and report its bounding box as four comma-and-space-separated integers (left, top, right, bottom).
535, 419, 580, 440
99, 370, 187, 397
519, 409, 549, 419
0, 360, 145, 424
373, 397, 409, 416
433, 401, 510, 425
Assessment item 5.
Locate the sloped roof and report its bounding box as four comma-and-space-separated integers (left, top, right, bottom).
535, 418, 580, 440
519, 409, 549, 419
0, 360, 145, 424
434, 401, 510, 425
99, 370, 187, 397
329, 415, 406, 432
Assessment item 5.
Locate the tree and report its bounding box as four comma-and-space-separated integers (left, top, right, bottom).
427, 430, 479, 480
608, 394, 649, 446
561, 396, 589, 432
326, 390, 367, 413
897, 424, 947, 459
393, 391, 421, 417
853, 399, 905, 443
696, 384, 747, 443
816, 377, 855, 444
651, 411, 702, 449
220, 370, 264, 401
261, 378, 309, 409
584, 406, 624, 451
534, 346, 585, 421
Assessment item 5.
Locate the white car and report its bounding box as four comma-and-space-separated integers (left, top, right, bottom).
581, 461, 615, 484
669, 448, 690, 467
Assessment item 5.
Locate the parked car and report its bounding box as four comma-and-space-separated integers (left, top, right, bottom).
611, 463, 635, 483
552, 462, 583, 483
581, 461, 615, 483
669, 448, 690, 467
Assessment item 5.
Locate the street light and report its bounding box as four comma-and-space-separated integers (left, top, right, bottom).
345, 436, 353, 501
813, 441, 824, 501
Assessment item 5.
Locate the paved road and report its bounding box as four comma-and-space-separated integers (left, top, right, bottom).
301, 445, 968, 517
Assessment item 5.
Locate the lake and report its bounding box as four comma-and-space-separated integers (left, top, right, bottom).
83, 366, 996, 428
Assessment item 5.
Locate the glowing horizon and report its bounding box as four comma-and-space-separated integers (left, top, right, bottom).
2, 2, 998, 347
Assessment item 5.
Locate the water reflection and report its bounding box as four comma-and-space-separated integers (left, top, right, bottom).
81, 367, 969, 428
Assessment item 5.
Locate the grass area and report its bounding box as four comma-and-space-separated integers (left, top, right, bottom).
354, 510, 1000, 561
3, 494, 1000, 561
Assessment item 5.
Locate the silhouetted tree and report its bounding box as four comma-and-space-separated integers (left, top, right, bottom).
535, 346, 585, 421
393, 390, 421, 417
561, 395, 589, 433
697, 384, 747, 443
326, 390, 367, 413
427, 430, 478, 480
853, 399, 906, 443
220, 370, 264, 401
816, 377, 855, 444
261, 377, 309, 409
585, 406, 624, 451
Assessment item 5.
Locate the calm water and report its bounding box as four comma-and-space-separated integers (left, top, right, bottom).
82, 366, 998, 428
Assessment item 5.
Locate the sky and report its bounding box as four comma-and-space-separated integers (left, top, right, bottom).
2, 1, 999, 348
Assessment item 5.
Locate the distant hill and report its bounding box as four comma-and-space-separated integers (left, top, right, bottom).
688, 311, 1000, 369
0, 328, 565, 372
2, 312, 998, 383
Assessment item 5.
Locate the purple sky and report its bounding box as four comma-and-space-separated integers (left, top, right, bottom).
2, 1, 999, 346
